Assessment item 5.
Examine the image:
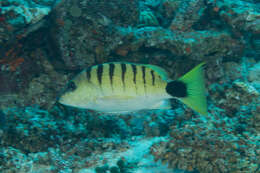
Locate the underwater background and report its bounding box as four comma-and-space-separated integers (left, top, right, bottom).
0, 0, 259, 172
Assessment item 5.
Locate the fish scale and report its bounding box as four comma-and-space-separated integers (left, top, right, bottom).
58, 62, 207, 115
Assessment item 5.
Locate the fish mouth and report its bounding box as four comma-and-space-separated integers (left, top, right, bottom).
56, 95, 62, 104
56, 94, 75, 107
56, 87, 67, 103
56, 93, 66, 106
57, 95, 65, 104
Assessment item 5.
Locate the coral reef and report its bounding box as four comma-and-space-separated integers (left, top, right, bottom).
151, 107, 260, 172
49, 0, 139, 70
0, 0, 259, 172
0, 0, 58, 44
248, 61, 260, 90
150, 59, 260, 172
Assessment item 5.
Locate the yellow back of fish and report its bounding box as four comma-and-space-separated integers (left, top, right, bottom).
83, 62, 168, 99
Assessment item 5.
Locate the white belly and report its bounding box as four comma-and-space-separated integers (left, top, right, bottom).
87, 95, 171, 113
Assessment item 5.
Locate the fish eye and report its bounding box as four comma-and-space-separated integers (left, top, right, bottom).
67, 81, 77, 91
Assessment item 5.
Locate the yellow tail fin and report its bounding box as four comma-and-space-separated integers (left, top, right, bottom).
178, 63, 207, 116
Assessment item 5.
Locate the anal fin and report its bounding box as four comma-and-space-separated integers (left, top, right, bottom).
150, 100, 171, 110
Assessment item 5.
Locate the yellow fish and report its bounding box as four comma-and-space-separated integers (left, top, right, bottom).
58, 62, 207, 115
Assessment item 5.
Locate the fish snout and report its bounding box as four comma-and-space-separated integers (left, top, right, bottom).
56, 81, 77, 101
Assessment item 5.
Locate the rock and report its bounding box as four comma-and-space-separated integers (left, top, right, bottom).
138, 10, 159, 28
69, 5, 82, 18
124, 28, 243, 62
209, 80, 259, 117
233, 81, 259, 97
169, 0, 205, 32
217, 0, 260, 35
250, 35, 260, 59
0, 0, 58, 44
49, 0, 244, 72
223, 62, 243, 81
0, 110, 6, 130
2, 107, 60, 152
0, 45, 67, 110
151, 114, 260, 173
248, 62, 260, 90
1, 147, 34, 172
50, 0, 139, 70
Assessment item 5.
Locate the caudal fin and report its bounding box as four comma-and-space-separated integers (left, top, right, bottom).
166, 63, 207, 116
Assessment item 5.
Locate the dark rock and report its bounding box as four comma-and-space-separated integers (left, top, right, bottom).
0, 110, 6, 129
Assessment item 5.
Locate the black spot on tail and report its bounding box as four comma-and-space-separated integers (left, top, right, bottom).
166, 80, 187, 98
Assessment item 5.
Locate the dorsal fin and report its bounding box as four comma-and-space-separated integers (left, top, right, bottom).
144, 64, 168, 80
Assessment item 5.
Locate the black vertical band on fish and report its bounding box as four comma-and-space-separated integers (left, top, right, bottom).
151, 70, 155, 86
86, 66, 92, 82
142, 66, 146, 84
97, 64, 103, 86
109, 63, 115, 90
131, 64, 137, 84
121, 63, 126, 90
142, 66, 146, 95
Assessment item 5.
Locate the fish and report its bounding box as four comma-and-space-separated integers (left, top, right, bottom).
58, 62, 207, 115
